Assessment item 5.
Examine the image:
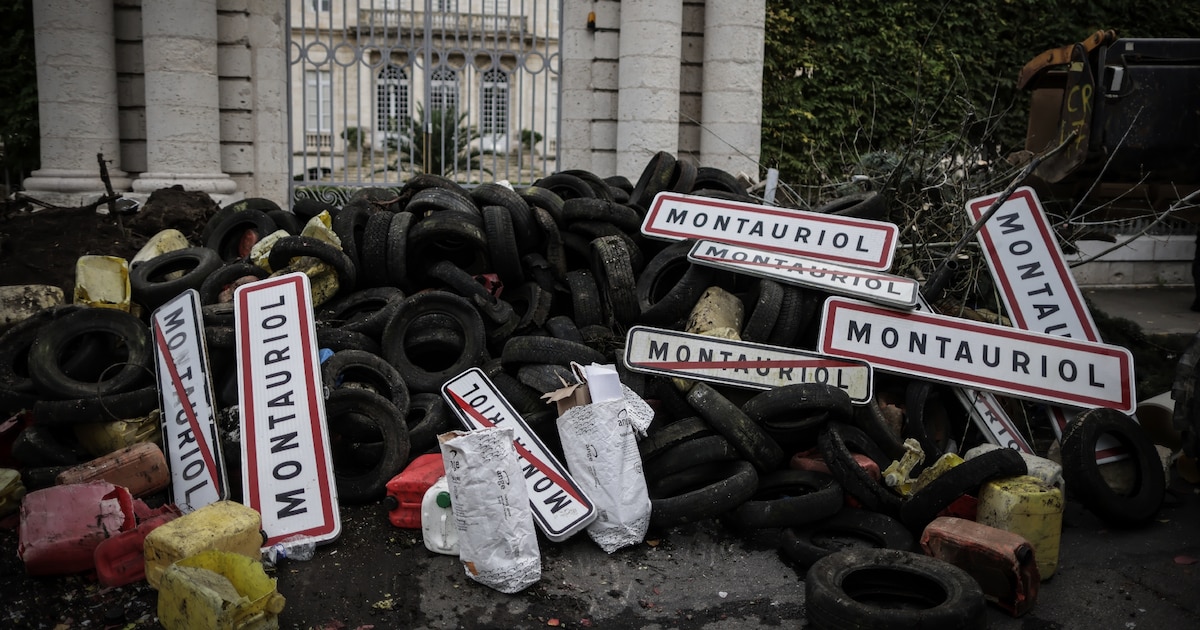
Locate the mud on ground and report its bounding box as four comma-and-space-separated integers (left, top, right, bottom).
0, 187, 217, 298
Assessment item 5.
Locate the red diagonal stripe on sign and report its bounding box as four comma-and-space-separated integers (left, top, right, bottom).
974, 390, 1033, 453
154, 325, 220, 487
640, 359, 858, 370
446, 389, 586, 505
693, 253, 892, 282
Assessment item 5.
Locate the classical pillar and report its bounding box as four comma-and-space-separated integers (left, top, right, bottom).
23, 0, 130, 206
132, 0, 236, 196
615, 0, 682, 180
700, 0, 765, 178
559, 0, 596, 173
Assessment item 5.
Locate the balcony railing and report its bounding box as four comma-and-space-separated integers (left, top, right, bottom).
356, 10, 528, 36
306, 132, 333, 148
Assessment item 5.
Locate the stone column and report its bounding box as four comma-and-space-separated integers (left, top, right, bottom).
615, 0, 682, 180
22, 0, 131, 206
132, 0, 236, 196
559, 0, 596, 173
700, 0, 765, 178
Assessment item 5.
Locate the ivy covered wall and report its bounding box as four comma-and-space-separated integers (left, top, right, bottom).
0, 0, 37, 187
761, 0, 1200, 199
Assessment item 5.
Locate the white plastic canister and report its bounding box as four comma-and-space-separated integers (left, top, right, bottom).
421, 476, 458, 555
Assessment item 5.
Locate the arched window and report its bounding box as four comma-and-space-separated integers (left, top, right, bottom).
376, 65, 409, 132
430, 67, 459, 112
480, 69, 509, 136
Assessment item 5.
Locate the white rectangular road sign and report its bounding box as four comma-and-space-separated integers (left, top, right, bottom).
442, 368, 596, 542
687, 239, 918, 308
152, 289, 228, 513
818, 297, 1135, 413
642, 192, 899, 270
623, 326, 874, 403
968, 186, 1100, 339
952, 387, 1035, 454
967, 186, 1127, 460
911, 295, 1033, 454
235, 273, 340, 546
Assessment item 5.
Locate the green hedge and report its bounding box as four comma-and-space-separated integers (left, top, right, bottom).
761, 0, 1200, 201
0, 0, 38, 183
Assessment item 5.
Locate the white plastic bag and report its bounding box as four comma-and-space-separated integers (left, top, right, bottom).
556, 382, 653, 553
439, 427, 541, 593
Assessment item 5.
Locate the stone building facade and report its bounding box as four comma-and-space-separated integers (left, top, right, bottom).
23, 0, 766, 207
559, 0, 765, 181
24, 0, 288, 207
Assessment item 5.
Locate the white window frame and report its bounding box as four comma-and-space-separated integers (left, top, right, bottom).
430, 67, 459, 113
310, 0, 331, 11
480, 69, 508, 136
377, 65, 410, 133
305, 69, 332, 133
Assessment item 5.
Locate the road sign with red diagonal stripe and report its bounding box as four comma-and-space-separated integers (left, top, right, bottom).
623, 326, 873, 403
442, 368, 596, 542
152, 289, 228, 513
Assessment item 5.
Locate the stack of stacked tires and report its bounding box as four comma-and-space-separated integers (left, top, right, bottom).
0, 151, 1166, 628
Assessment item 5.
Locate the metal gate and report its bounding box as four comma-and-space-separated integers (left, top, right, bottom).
287, 0, 561, 203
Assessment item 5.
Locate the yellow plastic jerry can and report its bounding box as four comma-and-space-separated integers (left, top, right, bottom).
977, 475, 1064, 579
143, 500, 264, 589
74, 255, 131, 311
131, 229, 190, 267
73, 409, 163, 458
157, 550, 285, 630
0, 468, 26, 518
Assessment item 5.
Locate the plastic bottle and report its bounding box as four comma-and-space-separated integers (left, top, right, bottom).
421, 476, 458, 555
264, 534, 316, 567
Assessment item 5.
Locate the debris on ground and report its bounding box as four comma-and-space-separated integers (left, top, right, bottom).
0, 148, 1195, 628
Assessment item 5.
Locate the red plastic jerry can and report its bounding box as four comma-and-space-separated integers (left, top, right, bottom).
18, 481, 136, 576
920, 516, 1041, 617
790, 447, 881, 480
56, 442, 170, 497
383, 454, 445, 529
94, 505, 182, 588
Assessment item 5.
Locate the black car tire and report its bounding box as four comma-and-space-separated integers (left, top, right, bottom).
324, 388, 408, 504
380, 291, 487, 393
805, 548, 986, 630
28, 309, 154, 400
1061, 407, 1167, 527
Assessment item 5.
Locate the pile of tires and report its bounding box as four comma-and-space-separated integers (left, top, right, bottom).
0, 151, 1166, 627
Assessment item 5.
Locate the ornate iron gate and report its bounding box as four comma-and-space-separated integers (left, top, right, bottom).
288, 0, 561, 203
